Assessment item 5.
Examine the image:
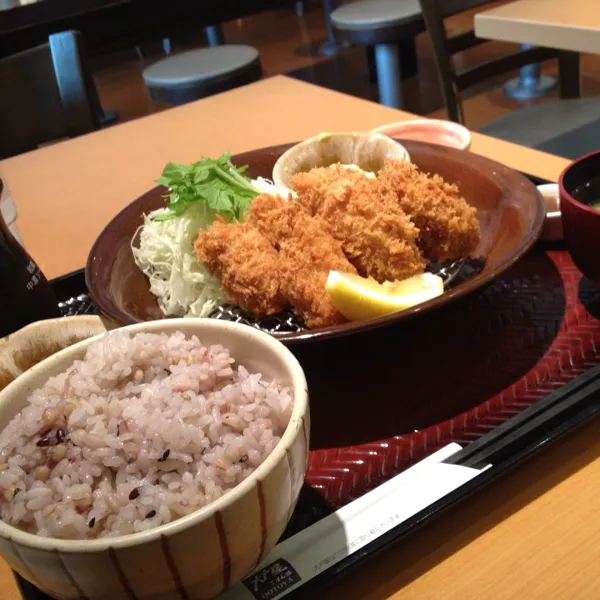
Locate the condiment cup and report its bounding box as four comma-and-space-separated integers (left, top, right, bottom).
371, 119, 471, 151
0, 178, 23, 245
271, 131, 410, 196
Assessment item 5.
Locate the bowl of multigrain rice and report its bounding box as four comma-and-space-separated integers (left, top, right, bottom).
0, 318, 309, 600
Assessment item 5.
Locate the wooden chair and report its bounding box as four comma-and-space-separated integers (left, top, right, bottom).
418, 0, 600, 157
0, 31, 101, 159
419, 0, 579, 121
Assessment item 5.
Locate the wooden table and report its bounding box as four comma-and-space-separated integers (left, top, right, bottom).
0, 76, 567, 280
2, 75, 597, 600
475, 0, 600, 54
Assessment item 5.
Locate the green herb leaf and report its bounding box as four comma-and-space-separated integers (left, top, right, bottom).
154, 153, 260, 222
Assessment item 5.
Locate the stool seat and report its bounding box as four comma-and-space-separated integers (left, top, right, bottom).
332, 0, 421, 30
143, 45, 262, 105
331, 0, 424, 108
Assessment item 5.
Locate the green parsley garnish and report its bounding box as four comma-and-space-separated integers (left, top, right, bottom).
153, 152, 260, 222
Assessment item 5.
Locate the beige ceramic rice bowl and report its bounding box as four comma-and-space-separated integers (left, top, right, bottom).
0, 318, 309, 600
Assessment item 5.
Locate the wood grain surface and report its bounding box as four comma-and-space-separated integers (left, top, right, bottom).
475, 0, 600, 54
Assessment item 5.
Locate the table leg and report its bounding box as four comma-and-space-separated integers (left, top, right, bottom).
318, 0, 350, 56
504, 43, 557, 99
375, 43, 402, 108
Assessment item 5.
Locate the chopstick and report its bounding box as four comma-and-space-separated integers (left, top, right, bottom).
445, 364, 600, 470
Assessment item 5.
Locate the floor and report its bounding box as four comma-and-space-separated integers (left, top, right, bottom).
88, 1, 600, 132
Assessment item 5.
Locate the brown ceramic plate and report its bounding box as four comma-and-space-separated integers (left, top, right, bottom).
86, 140, 545, 345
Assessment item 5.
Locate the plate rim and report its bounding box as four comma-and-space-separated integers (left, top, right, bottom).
85, 140, 546, 345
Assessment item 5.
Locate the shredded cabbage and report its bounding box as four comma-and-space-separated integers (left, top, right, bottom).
251, 177, 294, 197
131, 203, 226, 318
131, 177, 289, 318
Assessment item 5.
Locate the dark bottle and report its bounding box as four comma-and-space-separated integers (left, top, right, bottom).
0, 179, 61, 338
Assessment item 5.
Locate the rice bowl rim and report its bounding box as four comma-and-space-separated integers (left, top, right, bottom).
0, 318, 309, 553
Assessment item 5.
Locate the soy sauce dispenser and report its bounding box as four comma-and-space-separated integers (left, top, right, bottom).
0, 178, 60, 338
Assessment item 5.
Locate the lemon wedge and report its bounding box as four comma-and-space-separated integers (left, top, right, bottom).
326, 271, 444, 321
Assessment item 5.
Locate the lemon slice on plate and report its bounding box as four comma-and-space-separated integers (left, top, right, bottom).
326, 271, 444, 321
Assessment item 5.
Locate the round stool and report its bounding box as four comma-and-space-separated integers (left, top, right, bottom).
331, 0, 424, 108
142, 45, 262, 105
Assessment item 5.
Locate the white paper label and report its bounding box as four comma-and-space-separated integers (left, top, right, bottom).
220, 443, 488, 600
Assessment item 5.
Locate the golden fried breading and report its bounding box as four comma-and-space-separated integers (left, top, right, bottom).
378, 160, 481, 261
194, 220, 286, 315
292, 164, 372, 214
247, 193, 354, 327
291, 164, 426, 282
245, 193, 307, 248
278, 212, 356, 329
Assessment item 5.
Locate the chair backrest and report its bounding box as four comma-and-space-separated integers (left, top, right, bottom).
418, 0, 558, 124
0, 31, 101, 158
